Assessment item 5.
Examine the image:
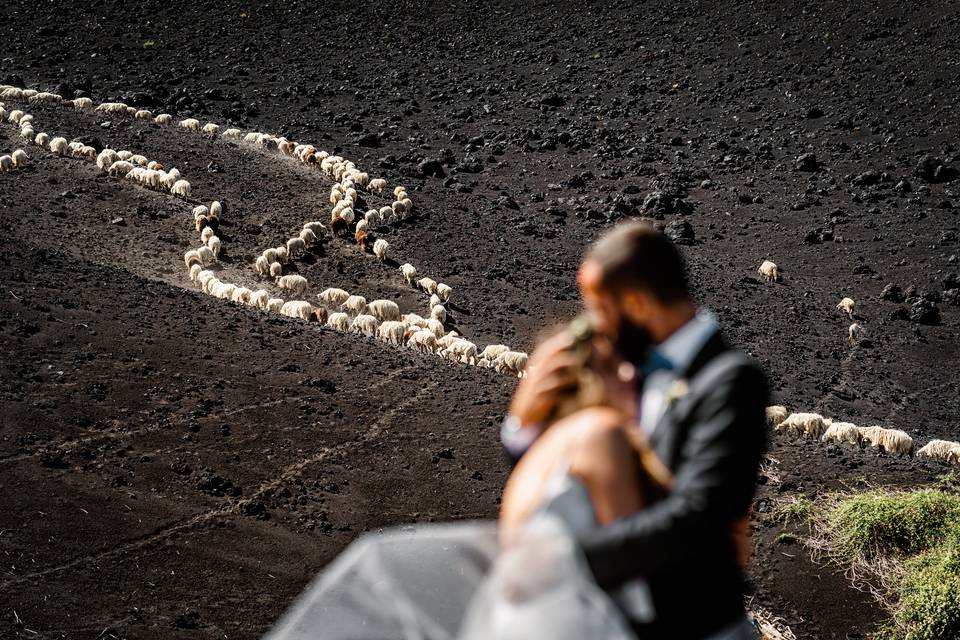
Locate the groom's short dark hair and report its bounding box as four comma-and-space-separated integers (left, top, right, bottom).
586, 221, 690, 303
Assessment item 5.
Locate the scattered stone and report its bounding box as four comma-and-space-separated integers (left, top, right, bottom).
806, 106, 824, 119
664, 219, 695, 245
110, 217, 125, 226
794, 152, 818, 171
417, 158, 445, 178
908, 299, 940, 325
880, 283, 905, 302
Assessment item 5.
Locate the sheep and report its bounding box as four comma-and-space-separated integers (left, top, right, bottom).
444, 339, 478, 365
49, 137, 68, 156
478, 344, 511, 368
179, 118, 201, 131
378, 320, 406, 345
107, 160, 134, 177
355, 229, 368, 252
776, 412, 827, 439
275, 246, 289, 264
20, 126, 35, 140
417, 277, 438, 295
262, 247, 278, 264
326, 312, 350, 332
765, 405, 788, 428
116, 150, 133, 161
355, 220, 369, 235
318, 288, 350, 306
436, 331, 461, 350
821, 421, 863, 447
280, 300, 313, 321
303, 221, 327, 236
203, 123, 220, 135
299, 228, 318, 246
171, 179, 192, 197
270, 260, 283, 278
154, 113, 173, 125
207, 236, 221, 257
249, 289, 270, 309
391, 200, 407, 218
266, 298, 285, 313
11, 149, 28, 168
837, 297, 855, 319
29, 92, 62, 105
95, 102, 130, 114
407, 328, 438, 354
424, 319, 445, 337
197, 245, 216, 267
368, 177, 388, 194
20, 89, 38, 98
184, 249, 202, 268
222, 128, 242, 139
18, 114, 34, 125
373, 239, 390, 261
0, 86, 22, 99
34, 132, 50, 147
431, 305, 447, 323
96, 149, 118, 171
7, 109, 24, 123
917, 440, 960, 464
429, 294, 443, 309
160, 169, 181, 189
286, 237, 307, 259
276, 274, 308, 296
195, 215, 212, 233
196, 270, 216, 288
350, 314, 380, 337
436, 283, 452, 302
341, 295, 368, 315
231, 287, 253, 304
848, 322, 864, 344
495, 351, 529, 378
378, 206, 394, 224
858, 426, 914, 456
210, 201, 223, 217
72, 97, 93, 110
188, 264, 203, 282
202, 277, 221, 295
134, 109, 153, 120
365, 209, 381, 228
255, 255, 271, 276
367, 299, 401, 322
758, 260, 779, 282
0, 155, 13, 173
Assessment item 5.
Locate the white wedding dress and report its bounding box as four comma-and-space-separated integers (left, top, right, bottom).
265, 469, 640, 640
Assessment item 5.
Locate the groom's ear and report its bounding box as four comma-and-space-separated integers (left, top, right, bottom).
619, 289, 653, 326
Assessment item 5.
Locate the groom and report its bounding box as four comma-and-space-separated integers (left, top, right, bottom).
504, 221, 768, 640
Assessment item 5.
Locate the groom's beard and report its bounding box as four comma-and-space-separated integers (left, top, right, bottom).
613, 318, 653, 366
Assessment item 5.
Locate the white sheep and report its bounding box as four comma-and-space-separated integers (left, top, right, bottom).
776, 412, 827, 439
196, 270, 216, 288
7, 109, 24, 123
424, 318, 445, 337
373, 238, 390, 261
355, 220, 369, 234
96, 149, 118, 171
202, 123, 220, 135
317, 288, 350, 306
95, 102, 130, 114
429, 294, 443, 309
368, 177, 388, 194
231, 287, 252, 304
436, 331, 461, 350
269, 262, 283, 278
365, 209, 381, 228
378, 321, 406, 345
478, 344, 511, 368
193, 205, 210, 219
154, 113, 173, 125
286, 237, 306, 259
848, 322, 864, 344
407, 329, 438, 354
436, 283, 452, 302
303, 221, 327, 236
116, 150, 133, 160
444, 339, 478, 365
858, 426, 913, 456
275, 246, 289, 264
758, 260, 779, 282
917, 440, 960, 464
261, 247, 278, 264
431, 305, 447, 323
379, 206, 394, 224
0, 155, 13, 173
821, 421, 863, 446
266, 298, 285, 313
29, 92, 62, 105
299, 228, 317, 246
171, 179, 192, 197
160, 169, 181, 189
326, 312, 351, 332
179, 118, 201, 131
341, 295, 368, 315
135, 109, 153, 120
765, 405, 788, 428
201, 277, 220, 295
214, 282, 237, 300
367, 299, 401, 322
280, 300, 314, 321
495, 351, 529, 378
276, 274, 308, 296
248, 290, 270, 309
350, 314, 380, 337
210, 201, 223, 217
184, 249, 202, 268
836, 297, 855, 319
108, 160, 134, 177
222, 128, 243, 139
207, 236, 221, 257
11, 149, 28, 168
189, 264, 203, 281
72, 97, 93, 110
417, 277, 438, 295
49, 137, 68, 156
34, 132, 50, 147
255, 255, 270, 276
197, 245, 216, 267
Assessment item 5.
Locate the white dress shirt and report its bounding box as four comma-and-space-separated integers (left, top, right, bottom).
639, 310, 718, 436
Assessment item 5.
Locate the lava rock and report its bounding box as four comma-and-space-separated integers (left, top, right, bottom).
540, 94, 566, 107
943, 273, 960, 291
664, 219, 695, 245
908, 299, 940, 325
355, 132, 381, 147
794, 152, 818, 171
915, 154, 958, 183
880, 283, 905, 302
806, 106, 824, 119
417, 158, 446, 178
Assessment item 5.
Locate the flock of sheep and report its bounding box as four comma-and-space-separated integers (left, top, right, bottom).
767, 405, 960, 464
0, 84, 529, 378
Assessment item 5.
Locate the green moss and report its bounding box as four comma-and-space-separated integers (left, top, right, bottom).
773, 496, 816, 524
825, 489, 960, 558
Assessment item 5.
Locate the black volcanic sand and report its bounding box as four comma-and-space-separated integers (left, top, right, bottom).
1, 1, 959, 638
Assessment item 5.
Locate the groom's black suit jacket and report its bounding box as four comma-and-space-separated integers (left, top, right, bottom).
578, 331, 768, 640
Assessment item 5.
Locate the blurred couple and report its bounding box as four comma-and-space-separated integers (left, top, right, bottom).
267, 222, 768, 640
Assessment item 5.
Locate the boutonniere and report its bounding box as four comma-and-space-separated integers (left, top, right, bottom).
665, 379, 689, 405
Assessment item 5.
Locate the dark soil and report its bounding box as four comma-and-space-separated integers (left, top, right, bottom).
1, 1, 959, 638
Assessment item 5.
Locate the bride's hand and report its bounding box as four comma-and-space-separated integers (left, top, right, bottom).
508, 332, 579, 426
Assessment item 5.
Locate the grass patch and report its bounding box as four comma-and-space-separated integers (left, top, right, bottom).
812, 487, 960, 640
772, 495, 816, 524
